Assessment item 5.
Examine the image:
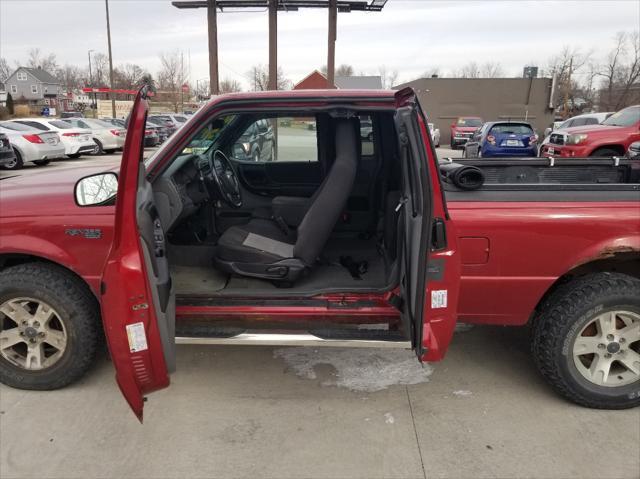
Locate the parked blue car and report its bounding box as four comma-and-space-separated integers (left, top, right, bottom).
463, 121, 538, 158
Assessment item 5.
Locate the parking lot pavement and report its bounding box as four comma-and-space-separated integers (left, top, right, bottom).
0, 149, 152, 178
435, 146, 463, 159
1, 325, 638, 479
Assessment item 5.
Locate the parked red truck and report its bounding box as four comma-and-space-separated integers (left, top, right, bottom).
450, 116, 483, 149
0, 89, 638, 420
540, 105, 640, 158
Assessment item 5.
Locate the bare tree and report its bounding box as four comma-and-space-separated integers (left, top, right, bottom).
247, 65, 291, 91
114, 63, 147, 90
321, 64, 354, 77
56, 64, 86, 92
26, 48, 58, 73
456, 61, 480, 78
91, 53, 110, 87
219, 78, 242, 94
544, 46, 592, 116
598, 30, 640, 110
157, 51, 183, 112
378, 65, 398, 88
480, 62, 504, 78
0, 57, 11, 82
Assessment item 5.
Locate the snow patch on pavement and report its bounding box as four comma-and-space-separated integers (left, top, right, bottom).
384, 413, 395, 424
453, 389, 473, 397
273, 347, 434, 392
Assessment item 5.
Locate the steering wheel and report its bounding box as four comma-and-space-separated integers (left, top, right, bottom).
210, 150, 243, 208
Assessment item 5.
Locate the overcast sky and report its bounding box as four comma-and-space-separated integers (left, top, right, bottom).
1, 0, 639, 88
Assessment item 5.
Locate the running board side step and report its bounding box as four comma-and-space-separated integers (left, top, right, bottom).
176, 332, 411, 349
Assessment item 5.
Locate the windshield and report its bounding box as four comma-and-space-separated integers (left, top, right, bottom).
0, 121, 35, 131
602, 106, 640, 127
144, 114, 236, 167
457, 118, 482, 127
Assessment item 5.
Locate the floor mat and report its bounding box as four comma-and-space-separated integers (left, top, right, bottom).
172, 265, 228, 294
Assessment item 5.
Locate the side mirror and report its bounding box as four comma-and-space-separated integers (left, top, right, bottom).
544, 127, 552, 137
451, 123, 456, 128
75, 172, 118, 206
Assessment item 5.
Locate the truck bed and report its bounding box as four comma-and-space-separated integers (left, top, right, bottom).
442, 158, 640, 326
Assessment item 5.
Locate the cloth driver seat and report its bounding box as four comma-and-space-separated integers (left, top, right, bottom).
214, 117, 359, 282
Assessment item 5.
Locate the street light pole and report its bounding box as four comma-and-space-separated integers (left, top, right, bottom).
87, 50, 96, 112
105, 0, 116, 118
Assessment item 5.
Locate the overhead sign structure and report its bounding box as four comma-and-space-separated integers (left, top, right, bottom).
172, 0, 388, 95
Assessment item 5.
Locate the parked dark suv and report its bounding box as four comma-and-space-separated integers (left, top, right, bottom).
232, 118, 276, 162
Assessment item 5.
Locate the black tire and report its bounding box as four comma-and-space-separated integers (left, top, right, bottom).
32, 160, 50, 166
92, 139, 104, 155
590, 148, 620, 158
0, 263, 100, 390
3, 148, 24, 170
67, 153, 82, 159
531, 272, 640, 409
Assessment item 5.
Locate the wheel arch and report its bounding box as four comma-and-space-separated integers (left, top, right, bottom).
589, 144, 626, 156
0, 253, 100, 303
530, 250, 640, 324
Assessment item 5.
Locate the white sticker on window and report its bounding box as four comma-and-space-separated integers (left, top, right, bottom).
431, 290, 448, 309
126, 322, 148, 353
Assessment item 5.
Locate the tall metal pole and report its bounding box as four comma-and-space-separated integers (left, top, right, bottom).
207, 0, 219, 95
327, 0, 337, 88
87, 50, 96, 111
268, 0, 277, 90
105, 0, 116, 117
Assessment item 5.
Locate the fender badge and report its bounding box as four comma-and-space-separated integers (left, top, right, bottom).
65, 228, 103, 239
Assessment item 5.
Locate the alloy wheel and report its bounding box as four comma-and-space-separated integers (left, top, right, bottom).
0, 297, 68, 370
572, 310, 640, 387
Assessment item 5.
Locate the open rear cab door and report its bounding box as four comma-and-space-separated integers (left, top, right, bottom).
100, 86, 176, 421
394, 87, 460, 362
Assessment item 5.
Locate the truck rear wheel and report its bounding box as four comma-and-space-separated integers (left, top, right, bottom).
0, 263, 100, 390
532, 272, 640, 409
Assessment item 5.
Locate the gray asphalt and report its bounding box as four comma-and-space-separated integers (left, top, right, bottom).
2, 147, 637, 479
1, 325, 638, 479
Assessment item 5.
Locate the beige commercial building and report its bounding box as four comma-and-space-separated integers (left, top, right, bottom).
394, 77, 556, 145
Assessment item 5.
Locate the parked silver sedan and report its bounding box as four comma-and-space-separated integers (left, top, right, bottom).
62, 118, 125, 155
0, 122, 66, 170
10, 118, 96, 158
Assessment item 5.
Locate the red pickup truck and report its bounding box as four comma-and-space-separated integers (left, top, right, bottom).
0, 88, 638, 420
540, 105, 640, 158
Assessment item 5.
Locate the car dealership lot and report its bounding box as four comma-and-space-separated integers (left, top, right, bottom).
1, 325, 638, 479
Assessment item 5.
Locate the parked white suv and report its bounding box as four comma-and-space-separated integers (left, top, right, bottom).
10, 118, 96, 158
0, 121, 65, 169
62, 118, 125, 155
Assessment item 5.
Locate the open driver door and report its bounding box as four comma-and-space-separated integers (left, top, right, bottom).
394, 87, 460, 362
100, 85, 176, 421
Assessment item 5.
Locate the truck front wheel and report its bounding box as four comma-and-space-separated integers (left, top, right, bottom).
532, 272, 640, 409
0, 263, 100, 390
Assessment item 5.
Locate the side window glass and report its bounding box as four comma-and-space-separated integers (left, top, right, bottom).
572, 118, 586, 126
584, 118, 598, 125
233, 117, 318, 163
360, 115, 374, 156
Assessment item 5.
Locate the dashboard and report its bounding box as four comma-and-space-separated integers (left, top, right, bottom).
152, 154, 210, 233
